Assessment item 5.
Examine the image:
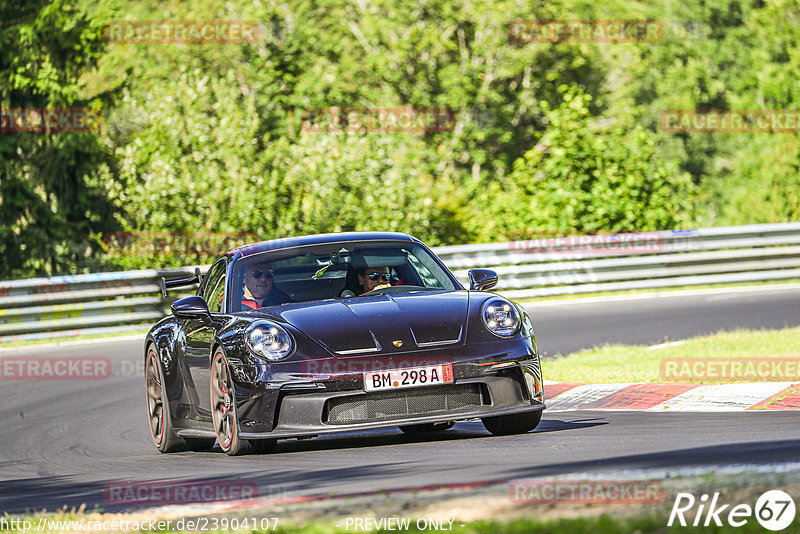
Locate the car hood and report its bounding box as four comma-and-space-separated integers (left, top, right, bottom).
275, 291, 469, 355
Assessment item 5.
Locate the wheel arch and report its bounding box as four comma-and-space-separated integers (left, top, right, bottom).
210, 340, 226, 362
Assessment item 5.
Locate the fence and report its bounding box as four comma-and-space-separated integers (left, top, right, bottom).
2, 222, 799, 343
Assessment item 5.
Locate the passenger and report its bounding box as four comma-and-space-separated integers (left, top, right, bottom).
241, 263, 291, 309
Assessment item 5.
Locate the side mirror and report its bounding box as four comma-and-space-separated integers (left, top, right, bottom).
468, 269, 498, 291
171, 296, 213, 326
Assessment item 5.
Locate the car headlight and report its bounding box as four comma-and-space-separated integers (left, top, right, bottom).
246, 321, 294, 361
481, 298, 520, 337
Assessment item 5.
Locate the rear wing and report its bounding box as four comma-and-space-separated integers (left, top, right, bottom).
160, 267, 204, 299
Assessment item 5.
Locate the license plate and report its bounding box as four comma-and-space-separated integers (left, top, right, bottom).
364, 364, 454, 392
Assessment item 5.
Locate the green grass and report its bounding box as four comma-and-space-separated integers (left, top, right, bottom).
544, 326, 800, 383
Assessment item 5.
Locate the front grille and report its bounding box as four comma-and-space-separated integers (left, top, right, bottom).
325, 384, 486, 425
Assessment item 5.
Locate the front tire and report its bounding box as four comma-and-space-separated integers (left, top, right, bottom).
481, 410, 542, 436
211, 350, 276, 456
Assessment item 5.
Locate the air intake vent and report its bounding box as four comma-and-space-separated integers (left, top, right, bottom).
325, 384, 486, 425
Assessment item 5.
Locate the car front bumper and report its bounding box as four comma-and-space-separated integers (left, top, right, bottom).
236, 373, 544, 440
178, 338, 546, 441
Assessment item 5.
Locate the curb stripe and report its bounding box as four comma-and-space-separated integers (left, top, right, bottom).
592, 383, 699, 410
543, 382, 584, 400
749, 384, 800, 410
649, 382, 794, 411
545, 381, 800, 412
546, 383, 631, 411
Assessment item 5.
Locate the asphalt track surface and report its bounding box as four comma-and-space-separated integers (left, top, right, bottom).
1, 286, 799, 514
529, 284, 800, 357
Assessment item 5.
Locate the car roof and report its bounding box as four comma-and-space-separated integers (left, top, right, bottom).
232, 232, 422, 258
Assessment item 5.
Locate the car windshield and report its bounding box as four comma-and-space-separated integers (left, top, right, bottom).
230, 241, 458, 311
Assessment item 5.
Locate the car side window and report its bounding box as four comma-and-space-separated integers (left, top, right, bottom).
202, 260, 227, 313
406, 249, 445, 288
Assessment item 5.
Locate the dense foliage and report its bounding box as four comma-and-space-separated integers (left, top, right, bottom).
1, 0, 798, 278
0, 0, 115, 277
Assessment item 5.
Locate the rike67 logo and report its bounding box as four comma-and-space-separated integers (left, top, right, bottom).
669, 490, 796, 531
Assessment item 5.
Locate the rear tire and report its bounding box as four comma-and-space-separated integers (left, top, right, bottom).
145, 346, 186, 452
399, 422, 455, 434
481, 410, 542, 436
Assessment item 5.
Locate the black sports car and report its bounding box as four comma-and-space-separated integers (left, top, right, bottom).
145, 232, 545, 455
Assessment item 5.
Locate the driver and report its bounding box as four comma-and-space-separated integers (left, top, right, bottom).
241, 263, 291, 309
357, 266, 393, 295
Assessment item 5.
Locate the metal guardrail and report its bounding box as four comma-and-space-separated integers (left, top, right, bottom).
2, 222, 800, 343
0, 267, 202, 343
438, 222, 800, 298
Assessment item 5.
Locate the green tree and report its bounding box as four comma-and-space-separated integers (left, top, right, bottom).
92, 0, 614, 269
11, 0, 799, 279
475, 86, 696, 241
624, 0, 800, 226
0, 0, 116, 279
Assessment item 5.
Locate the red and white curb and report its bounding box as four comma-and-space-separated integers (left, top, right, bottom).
544, 381, 800, 411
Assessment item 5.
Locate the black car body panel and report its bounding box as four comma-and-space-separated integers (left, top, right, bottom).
145, 232, 544, 446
